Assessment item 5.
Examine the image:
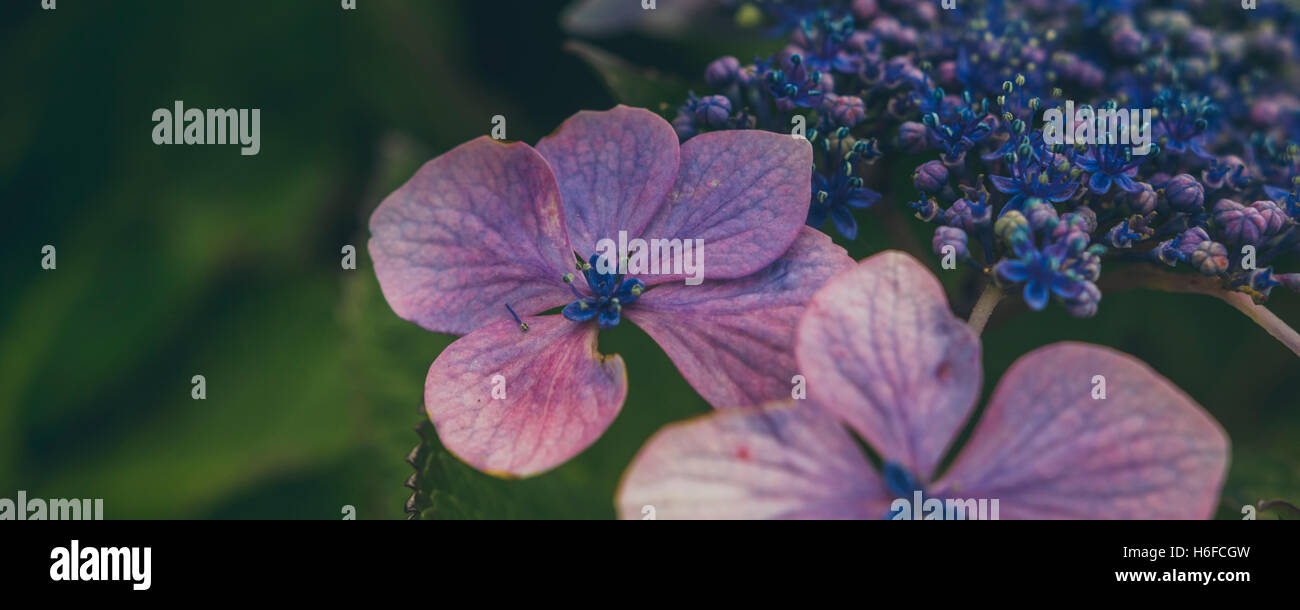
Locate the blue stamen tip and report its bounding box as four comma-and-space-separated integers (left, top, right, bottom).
504, 303, 527, 332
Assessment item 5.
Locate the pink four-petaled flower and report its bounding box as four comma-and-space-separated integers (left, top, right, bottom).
369, 106, 852, 476
618, 252, 1229, 519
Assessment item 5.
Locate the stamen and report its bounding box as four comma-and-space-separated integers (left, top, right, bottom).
615, 256, 629, 287
504, 303, 528, 332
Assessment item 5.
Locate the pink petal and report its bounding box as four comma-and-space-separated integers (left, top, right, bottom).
627, 228, 853, 408
536, 106, 680, 257
369, 137, 575, 336
933, 342, 1229, 519
796, 251, 982, 480
424, 315, 627, 477
638, 130, 813, 286
616, 401, 889, 519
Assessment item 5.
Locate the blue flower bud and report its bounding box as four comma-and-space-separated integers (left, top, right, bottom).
912, 160, 948, 193
1214, 198, 1268, 245
932, 226, 969, 258
1250, 200, 1287, 236
1072, 206, 1099, 232
1173, 227, 1211, 259
672, 111, 697, 140
693, 95, 732, 129
1163, 174, 1205, 213
898, 121, 928, 154
704, 56, 741, 88
1061, 229, 1091, 257
995, 210, 1030, 244
1051, 212, 1093, 241
1188, 240, 1229, 275
1128, 182, 1158, 214
943, 197, 990, 232
1022, 198, 1059, 233
1065, 281, 1102, 318
827, 94, 867, 127
737, 64, 759, 87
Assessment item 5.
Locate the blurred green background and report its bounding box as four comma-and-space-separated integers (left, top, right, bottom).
1, 0, 1296, 519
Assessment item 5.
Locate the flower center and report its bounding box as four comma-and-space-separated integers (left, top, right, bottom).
561, 253, 645, 330
883, 460, 927, 520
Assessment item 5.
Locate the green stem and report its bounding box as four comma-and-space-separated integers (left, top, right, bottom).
967, 281, 1003, 336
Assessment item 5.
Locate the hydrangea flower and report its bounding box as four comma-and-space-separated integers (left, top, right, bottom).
617, 252, 1228, 519
807, 138, 882, 239
1075, 142, 1149, 195
994, 224, 1089, 311
1152, 88, 1216, 161
786, 10, 859, 74
761, 54, 827, 112
988, 135, 1078, 214
665, 0, 1300, 327
369, 106, 853, 476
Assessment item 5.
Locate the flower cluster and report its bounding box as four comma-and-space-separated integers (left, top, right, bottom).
671, 0, 1300, 317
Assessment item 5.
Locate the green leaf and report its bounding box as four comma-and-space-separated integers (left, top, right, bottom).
1258, 499, 1300, 520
